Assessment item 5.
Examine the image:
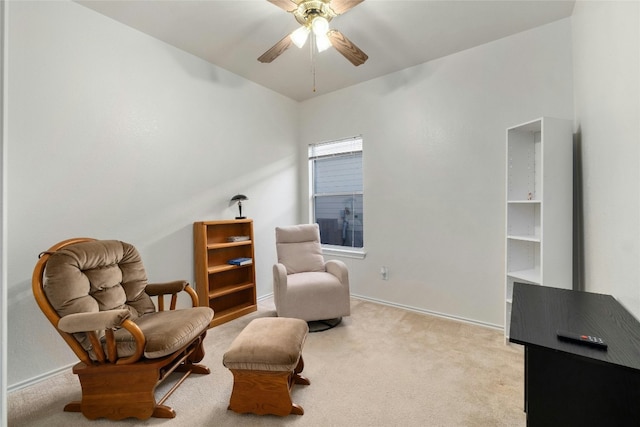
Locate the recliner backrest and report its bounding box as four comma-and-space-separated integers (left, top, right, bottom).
275, 224, 325, 275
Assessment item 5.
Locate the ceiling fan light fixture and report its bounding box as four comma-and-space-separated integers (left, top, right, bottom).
316, 33, 332, 52
291, 25, 310, 48
311, 16, 329, 36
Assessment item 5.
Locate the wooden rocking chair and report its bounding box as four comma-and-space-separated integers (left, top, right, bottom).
32, 238, 214, 420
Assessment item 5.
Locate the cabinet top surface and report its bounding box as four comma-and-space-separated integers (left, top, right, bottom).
509, 282, 640, 370
508, 120, 541, 133
195, 219, 253, 225
507, 116, 571, 133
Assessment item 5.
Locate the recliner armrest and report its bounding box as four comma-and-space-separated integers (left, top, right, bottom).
272, 263, 289, 310
57, 309, 131, 334
273, 264, 288, 288
326, 259, 349, 286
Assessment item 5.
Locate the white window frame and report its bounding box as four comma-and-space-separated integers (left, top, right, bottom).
308, 136, 366, 259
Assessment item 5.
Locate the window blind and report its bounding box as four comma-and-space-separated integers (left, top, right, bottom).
308, 136, 362, 159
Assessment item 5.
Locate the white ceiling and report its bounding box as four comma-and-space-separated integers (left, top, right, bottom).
76, 0, 576, 102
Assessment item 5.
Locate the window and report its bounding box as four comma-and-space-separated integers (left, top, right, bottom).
309, 136, 363, 250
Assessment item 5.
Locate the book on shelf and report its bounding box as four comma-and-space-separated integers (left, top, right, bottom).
228, 257, 253, 266
227, 235, 250, 242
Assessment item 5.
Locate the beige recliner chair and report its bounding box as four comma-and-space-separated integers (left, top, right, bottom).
273, 224, 350, 331
32, 238, 214, 420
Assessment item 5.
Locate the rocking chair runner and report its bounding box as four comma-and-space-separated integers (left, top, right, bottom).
32, 238, 214, 420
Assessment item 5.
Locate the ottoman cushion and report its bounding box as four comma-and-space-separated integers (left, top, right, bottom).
223, 317, 308, 372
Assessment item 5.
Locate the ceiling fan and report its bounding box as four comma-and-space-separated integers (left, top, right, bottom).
258, 0, 368, 66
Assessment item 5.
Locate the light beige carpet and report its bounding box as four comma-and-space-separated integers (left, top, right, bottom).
8, 298, 525, 426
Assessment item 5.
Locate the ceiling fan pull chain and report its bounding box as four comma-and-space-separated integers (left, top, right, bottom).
310, 32, 317, 92
313, 66, 317, 93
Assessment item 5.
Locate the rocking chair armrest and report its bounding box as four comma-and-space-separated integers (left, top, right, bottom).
115, 319, 146, 365
146, 281, 199, 309
145, 280, 188, 296
57, 309, 131, 334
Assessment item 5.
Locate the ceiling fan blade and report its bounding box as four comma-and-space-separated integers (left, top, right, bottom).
329, 0, 364, 15
327, 29, 368, 66
258, 34, 294, 63
267, 0, 298, 12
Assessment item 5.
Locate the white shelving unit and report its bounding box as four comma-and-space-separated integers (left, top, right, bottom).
505, 117, 573, 339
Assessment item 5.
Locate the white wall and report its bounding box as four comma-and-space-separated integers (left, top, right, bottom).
1, 0, 8, 422
299, 19, 575, 327
6, 1, 299, 388
572, 0, 640, 317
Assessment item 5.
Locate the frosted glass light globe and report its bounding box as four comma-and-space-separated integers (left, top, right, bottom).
311, 16, 329, 36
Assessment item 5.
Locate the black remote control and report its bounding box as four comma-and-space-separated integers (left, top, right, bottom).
557, 330, 608, 349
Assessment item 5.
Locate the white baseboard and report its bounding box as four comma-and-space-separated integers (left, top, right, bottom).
7, 362, 75, 393
351, 293, 504, 331
257, 293, 273, 302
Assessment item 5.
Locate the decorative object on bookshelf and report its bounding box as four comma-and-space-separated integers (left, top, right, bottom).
227, 235, 250, 242
228, 257, 253, 266
229, 194, 248, 219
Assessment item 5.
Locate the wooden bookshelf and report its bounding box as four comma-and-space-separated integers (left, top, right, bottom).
193, 219, 257, 327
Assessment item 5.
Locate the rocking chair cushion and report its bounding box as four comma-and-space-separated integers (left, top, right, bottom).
112, 307, 213, 359
41, 239, 211, 360
43, 240, 155, 319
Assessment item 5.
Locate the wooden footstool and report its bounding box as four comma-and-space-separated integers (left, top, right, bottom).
223, 317, 310, 416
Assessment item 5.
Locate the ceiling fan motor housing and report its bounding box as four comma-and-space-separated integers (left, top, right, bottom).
294, 0, 337, 26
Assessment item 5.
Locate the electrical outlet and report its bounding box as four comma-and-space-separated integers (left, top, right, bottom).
380, 266, 389, 280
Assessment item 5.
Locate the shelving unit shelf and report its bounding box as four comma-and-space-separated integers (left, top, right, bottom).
194, 219, 257, 327
504, 117, 573, 340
